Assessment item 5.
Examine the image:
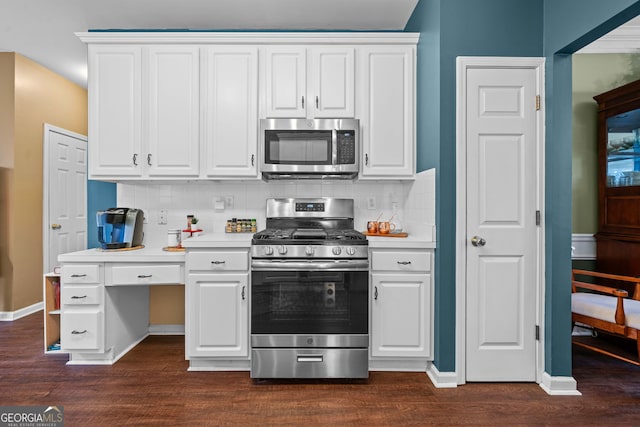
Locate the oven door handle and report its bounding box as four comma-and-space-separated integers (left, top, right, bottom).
251, 259, 369, 271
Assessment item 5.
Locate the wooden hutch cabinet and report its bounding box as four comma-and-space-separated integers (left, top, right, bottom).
594, 79, 640, 278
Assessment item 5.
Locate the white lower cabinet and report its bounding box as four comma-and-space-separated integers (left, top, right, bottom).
186, 273, 248, 357
60, 264, 105, 353
185, 249, 250, 368
369, 249, 433, 368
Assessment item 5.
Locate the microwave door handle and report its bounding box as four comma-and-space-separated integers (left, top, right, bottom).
332, 129, 338, 166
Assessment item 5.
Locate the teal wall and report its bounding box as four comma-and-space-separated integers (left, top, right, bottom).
543, 0, 640, 376
87, 180, 116, 248
407, 0, 640, 377
406, 0, 543, 373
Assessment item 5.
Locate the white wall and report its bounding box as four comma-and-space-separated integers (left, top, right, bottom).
118, 169, 436, 247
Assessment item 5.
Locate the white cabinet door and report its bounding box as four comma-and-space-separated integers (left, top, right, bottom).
146, 46, 200, 177
309, 47, 355, 118
359, 46, 415, 179
263, 47, 307, 118
371, 273, 431, 358
187, 273, 248, 358
203, 46, 258, 178
88, 45, 142, 178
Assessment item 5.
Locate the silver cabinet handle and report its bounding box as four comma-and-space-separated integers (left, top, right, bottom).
133, 153, 138, 166
71, 295, 87, 299
365, 153, 369, 166
211, 261, 226, 265
71, 330, 87, 335
241, 286, 246, 300
397, 261, 412, 265
251, 154, 255, 166
374, 286, 378, 300
147, 153, 152, 166
51, 223, 62, 230
301, 96, 305, 108
70, 274, 87, 278
137, 274, 152, 278
471, 236, 486, 247
315, 95, 319, 108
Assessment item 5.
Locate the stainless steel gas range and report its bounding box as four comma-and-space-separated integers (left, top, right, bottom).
250, 198, 369, 379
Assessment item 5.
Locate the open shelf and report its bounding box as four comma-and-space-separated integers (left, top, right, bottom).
43, 273, 65, 354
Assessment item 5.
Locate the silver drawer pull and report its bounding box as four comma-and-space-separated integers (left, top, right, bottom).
397, 261, 412, 265
71, 295, 87, 299
71, 330, 87, 335
137, 274, 152, 278
211, 261, 226, 265
70, 274, 87, 278
297, 355, 323, 363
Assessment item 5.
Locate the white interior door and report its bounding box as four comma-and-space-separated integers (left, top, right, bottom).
44, 125, 88, 273
463, 63, 541, 381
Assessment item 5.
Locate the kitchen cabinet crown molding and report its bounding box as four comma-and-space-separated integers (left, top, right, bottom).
76, 31, 419, 45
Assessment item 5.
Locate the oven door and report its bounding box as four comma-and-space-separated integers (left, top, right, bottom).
251, 268, 368, 338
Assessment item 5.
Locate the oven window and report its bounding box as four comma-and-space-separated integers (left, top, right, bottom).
264, 131, 332, 165
251, 270, 368, 334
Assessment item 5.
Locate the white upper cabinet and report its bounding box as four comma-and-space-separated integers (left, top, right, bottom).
88, 44, 200, 179
263, 46, 355, 118
202, 46, 258, 178
88, 45, 143, 178
146, 46, 200, 177
358, 46, 415, 179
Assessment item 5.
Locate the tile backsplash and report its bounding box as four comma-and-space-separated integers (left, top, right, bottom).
118, 169, 435, 247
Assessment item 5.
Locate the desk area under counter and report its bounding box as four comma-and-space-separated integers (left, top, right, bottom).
57, 247, 186, 364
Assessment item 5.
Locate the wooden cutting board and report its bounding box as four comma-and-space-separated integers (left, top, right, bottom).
362, 231, 408, 238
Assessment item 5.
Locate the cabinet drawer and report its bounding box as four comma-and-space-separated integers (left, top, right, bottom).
61, 264, 102, 284
371, 251, 431, 272
61, 285, 102, 306
107, 264, 183, 285
61, 311, 103, 351
188, 251, 248, 271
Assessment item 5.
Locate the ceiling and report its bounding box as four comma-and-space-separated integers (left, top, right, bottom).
0, 0, 419, 88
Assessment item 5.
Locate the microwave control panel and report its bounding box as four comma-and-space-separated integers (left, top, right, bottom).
336, 131, 356, 164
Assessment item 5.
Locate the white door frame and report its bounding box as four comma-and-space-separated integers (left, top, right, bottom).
42, 123, 88, 274
455, 57, 546, 385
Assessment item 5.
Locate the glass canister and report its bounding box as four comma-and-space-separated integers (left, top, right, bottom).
167, 229, 181, 247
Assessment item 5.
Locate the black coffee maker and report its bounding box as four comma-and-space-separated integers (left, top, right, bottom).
96, 208, 144, 249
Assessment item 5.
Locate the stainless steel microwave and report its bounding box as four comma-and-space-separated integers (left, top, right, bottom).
260, 118, 359, 180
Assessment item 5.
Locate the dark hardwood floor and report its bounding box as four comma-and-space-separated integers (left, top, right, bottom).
2, 313, 639, 426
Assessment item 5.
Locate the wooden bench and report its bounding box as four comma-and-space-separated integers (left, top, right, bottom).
571, 269, 640, 365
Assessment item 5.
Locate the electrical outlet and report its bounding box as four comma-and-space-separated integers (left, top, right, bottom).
158, 209, 168, 225
367, 196, 377, 210
224, 195, 234, 209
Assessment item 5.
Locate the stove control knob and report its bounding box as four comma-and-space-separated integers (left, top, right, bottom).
305, 246, 315, 256
332, 247, 342, 256
264, 246, 274, 256
278, 245, 288, 255
346, 247, 356, 256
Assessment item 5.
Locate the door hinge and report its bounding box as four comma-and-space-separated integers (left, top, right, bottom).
535, 95, 541, 111
535, 325, 540, 341
536, 210, 541, 226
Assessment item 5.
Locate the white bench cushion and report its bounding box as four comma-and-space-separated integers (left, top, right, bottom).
572, 293, 640, 330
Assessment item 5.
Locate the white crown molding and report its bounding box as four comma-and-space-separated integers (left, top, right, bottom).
577, 23, 640, 53
75, 31, 420, 45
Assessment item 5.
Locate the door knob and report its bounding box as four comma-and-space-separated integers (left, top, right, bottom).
470, 236, 486, 247
51, 224, 62, 230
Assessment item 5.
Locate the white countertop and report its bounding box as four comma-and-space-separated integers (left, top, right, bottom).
366, 234, 436, 249
58, 246, 186, 263
181, 232, 253, 248
58, 232, 435, 263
